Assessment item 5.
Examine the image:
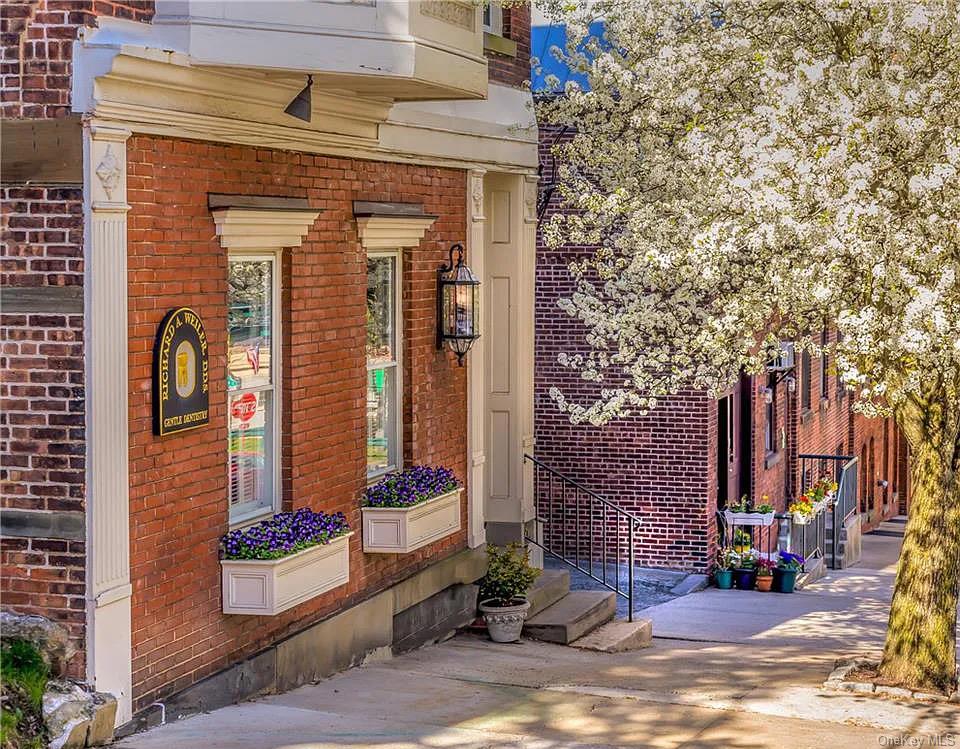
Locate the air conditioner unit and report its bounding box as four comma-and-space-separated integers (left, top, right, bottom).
767, 342, 796, 372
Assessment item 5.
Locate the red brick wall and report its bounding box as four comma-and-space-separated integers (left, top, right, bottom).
125, 135, 467, 711
485, 4, 530, 88
1, 0, 154, 119
748, 328, 906, 529
2, 0, 151, 679
1, 185, 86, 677
0, 537, 86, 676
535, 127, 717, 573
535, 244, 717, 572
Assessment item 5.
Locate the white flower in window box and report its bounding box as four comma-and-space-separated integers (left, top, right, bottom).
220, 509, 351, 616
362, 466, 462, 554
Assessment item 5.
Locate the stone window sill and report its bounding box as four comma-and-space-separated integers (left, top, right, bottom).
764, 451, 782, 470
484, 32, 517, 57
801, 408, 814, 425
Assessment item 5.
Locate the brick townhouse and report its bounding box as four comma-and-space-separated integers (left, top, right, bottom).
1, 0, 540, 731
534, 123, 909, 575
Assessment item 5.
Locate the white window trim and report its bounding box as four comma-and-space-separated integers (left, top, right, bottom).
228, 250, 282, 528
483, 1, 503, 35
366, 249, 403, 483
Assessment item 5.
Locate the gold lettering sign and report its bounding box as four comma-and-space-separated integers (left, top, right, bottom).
153, 307, 210, 436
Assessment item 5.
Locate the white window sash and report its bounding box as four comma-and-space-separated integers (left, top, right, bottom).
228, 251, 282, 527
366, 250, 402, 481
483, 2, 503, 35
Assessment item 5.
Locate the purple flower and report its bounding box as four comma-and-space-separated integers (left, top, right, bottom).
363, 465, 460, 509
220, 509, 349, 560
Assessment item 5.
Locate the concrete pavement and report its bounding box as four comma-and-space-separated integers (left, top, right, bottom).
117, 521, 960, 748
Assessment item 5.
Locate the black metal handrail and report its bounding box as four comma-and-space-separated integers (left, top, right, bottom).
523, 454, 642, 622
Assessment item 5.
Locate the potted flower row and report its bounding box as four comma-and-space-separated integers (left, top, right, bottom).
220, 509, 352, 615
722, 494, 776, 527
713, 549, 805, 593
361, 466, 463, 553
789, 478, 837, 524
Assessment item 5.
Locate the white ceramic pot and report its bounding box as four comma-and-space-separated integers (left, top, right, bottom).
479, 598, 530, 643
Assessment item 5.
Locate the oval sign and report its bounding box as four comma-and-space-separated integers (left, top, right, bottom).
153, 307, 210, 436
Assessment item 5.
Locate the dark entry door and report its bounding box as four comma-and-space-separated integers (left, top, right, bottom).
717, 378, 750, 507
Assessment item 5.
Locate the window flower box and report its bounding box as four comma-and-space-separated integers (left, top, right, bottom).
361, 466, 462, 554
722, 510, 775, 527
220, 509, 351, 616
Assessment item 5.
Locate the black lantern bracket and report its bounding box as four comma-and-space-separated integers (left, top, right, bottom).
436, 243, 481, 366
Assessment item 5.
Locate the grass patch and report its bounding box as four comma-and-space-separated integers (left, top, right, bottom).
0, 638, 49, 749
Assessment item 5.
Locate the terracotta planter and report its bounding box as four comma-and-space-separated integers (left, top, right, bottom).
361, 488, 462, 553
756, 575, 774, 592
221, 532, 352, 615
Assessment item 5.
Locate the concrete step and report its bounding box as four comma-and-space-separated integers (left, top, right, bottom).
523, 590, 616, 645
570, 618, 653, 653
527, 569, 571, 618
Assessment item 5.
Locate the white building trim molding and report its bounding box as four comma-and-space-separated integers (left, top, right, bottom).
466, 168, 487, 548
72, 24, 537, 174
212, 209, 321, 251
84, 122, 133, 726
356, 216, 438, 250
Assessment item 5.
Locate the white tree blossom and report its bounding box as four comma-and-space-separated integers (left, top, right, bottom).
538, 0, 960, 428
538, 0, 960, 694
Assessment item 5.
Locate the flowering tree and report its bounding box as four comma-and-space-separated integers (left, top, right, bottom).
538, 0, 960, 693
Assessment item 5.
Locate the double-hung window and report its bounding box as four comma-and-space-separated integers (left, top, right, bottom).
227, 254, 280, 524
482, 1, 503, 35
820, 327, 830, 401
366, 252, 401, 479
800, 349, 812, 412
764, 373, 777, 455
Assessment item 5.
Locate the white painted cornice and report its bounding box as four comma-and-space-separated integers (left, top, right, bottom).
356, 215, 438, 250
212, 208, 321, 251
73, 20, 538, 172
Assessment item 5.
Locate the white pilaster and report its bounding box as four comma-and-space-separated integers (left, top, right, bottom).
84, 122, 133, 725
466, 168, 487, 548
520, 174, 538, 526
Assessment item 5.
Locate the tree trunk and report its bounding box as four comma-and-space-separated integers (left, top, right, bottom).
879, 398, 960, 694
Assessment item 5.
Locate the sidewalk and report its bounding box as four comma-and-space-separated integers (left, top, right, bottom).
640, 519, 903, 652
117, 521, 960, 749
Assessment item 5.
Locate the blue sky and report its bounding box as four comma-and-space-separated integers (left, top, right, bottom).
530, 19, 606, 93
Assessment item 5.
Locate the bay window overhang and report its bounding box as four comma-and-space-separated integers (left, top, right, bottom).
148, 0, 487, 101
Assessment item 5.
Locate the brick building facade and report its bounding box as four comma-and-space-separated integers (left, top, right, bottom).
534, 125, 908, 574
2, 0, 539, 731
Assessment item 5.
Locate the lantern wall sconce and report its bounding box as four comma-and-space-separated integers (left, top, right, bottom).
437, 243, 480, 365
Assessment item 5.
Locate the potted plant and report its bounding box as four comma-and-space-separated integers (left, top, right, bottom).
773, 551, 805, 593
788, 495, 814, 525
732, 528, 753, 554
732, 548, 759, 590
220, 509, 351, 615
477, 543, 541, 643
361, 466, 462, 553
755, 558, 776, 591
714, 547, 735, 589
723, 495, 775, 527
